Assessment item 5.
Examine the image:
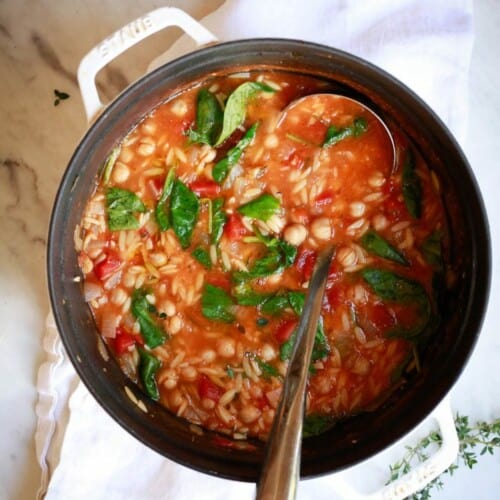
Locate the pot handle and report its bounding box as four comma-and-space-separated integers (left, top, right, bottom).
77, 7, 218, 123
329, 397, 458, 500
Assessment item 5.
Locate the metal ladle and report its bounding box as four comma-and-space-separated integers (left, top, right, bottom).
256, 244, 335, 500
276, 93, 396, 170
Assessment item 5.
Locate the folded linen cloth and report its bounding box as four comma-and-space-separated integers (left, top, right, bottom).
36, 1, 474, 498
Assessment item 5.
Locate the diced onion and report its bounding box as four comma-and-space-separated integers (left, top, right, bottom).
222, 163, 243, 191
265, 388, 282, 409
101, 312, 119, 338
83, 281, 103, 302
104, 270, 122, 290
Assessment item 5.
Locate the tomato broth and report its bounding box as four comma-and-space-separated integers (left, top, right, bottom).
76, 70, 449, 440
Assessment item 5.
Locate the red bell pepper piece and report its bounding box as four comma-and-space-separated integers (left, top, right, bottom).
94, 252, 121, 281
189, 179, 221, 198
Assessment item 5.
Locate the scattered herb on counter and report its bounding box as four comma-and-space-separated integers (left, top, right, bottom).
387, 414, 500, 499
131, 288, 167, 348
402, 148, 422, 219
138, 347, 162, 400
322, 117, 367, 147
213, 123, 259, 183
187, 88, 223, 145
54, 89, 70, 106
360, 229, 409, 266
201, 284, 235, 323
105, 187, 146, 231
215, 82, 275, 146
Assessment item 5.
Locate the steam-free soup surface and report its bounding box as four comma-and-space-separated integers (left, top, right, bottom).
76, 70, 448, 440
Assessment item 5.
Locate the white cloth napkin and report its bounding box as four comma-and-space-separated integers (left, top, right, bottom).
36, 1, 474, 498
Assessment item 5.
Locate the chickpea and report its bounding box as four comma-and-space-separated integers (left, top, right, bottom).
112, 162, 130, 183
260, 343, 276, 362
311, 217, 333, 240
337, 246, 357, 268
181, 366, 197, 382
149, 252, 168, 267
216, 337, 236, 358
201, 349, 216, 363
239, 405, 261, 424
283, 223, 307, 246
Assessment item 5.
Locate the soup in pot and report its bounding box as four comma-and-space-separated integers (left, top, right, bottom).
75, 70, 449, 440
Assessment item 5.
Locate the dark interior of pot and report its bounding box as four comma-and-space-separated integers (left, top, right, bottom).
47, 39, 490, 481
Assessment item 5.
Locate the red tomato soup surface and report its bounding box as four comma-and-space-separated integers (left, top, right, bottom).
76, 70, 449, 440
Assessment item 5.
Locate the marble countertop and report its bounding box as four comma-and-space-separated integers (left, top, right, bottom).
0, 1, 499, 499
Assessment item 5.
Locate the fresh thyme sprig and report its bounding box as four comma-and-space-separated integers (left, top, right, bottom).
387, 414, 500, 499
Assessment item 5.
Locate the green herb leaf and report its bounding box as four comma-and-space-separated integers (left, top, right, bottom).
226, 365, 235, 378
360, 268, 426, 303
211, 198, 227, 244
322, 117, 368, 147
54, 89, 70, 106
254, 356, 280, 380
387, 414, 500, 499
303, 414, 335, 437
192, 247, 212, 269
187, 88, 223, 145
155, 167, 176, 231
201, 284, 235, 323
170, 179, 200, 249
213, 123, 259, 183
422, 230, 443, 270
261, 294, 292, 315
237, 193, 280, 222
256, 317, 269, 326
101, 147, 120, 185
360, 230, 409, 265
138, 347, 162, 400
106, 187, 146, 231
215, 82, 275, 146
279, 292, 329, 362
361, 268, 431, 339
234, 281, 273, 306
402, 149, 422, 219
131, 289, 167, 348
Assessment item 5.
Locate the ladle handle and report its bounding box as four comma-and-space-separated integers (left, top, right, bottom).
256, 245, 334, 500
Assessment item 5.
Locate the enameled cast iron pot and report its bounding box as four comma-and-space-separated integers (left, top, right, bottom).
47, 13, 490, 485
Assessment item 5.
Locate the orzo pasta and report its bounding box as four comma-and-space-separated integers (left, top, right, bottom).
76, 70, 449, 440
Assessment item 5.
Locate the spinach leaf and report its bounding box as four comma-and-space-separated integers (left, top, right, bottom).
201, 284, 235, 323
234, 281, 273, 306
360, 230, 408, 265
261, 294, 292, 316
138, 347, 162, 400
288, 291, 305, 315
360, 268, 427, 303
254, 356, 280, 380
322, 117, 368, 147
215, 82, 275, 146
302, 414, 335, 437
187, 88, 223, 145
233, 231, 297, 282
233, 247, 283, 282
192, 247, 212, 269
422, 230, 443, 270
211, 198, 227, 244
237, 193, 280, 222
361, 268, 432, 339
155, 167, 176, 231
101, 146, 120, 185
106, 187, 146, 231
401, 149, 422, 219
170, 179, 199, 249
213, 123, 259, 183
131, 288, 167, 348
279, 290, 329, 362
